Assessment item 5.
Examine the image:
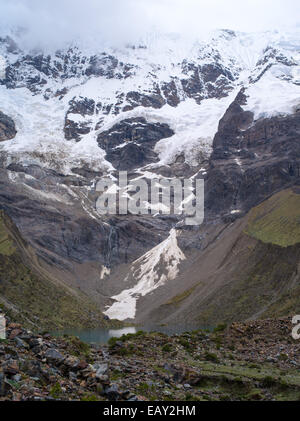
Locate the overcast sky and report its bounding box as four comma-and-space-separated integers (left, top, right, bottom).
0, 0, 299, 49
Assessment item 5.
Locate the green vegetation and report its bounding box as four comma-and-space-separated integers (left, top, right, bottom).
262, 375, 277, 388
110, 369, 125, 381
108, 334, 137, 356
108, 330, 145, 350
245, 189, 300, 247
81, 394, 99, 401
246, 389, 264, 401
182, 358, 300, 400
49, 382, 62, 399
214, 323, 227, 333
195, 235, 300, 325
5, 379, 21, 390
204, 352, 220, 363
0, 210, 114, 330
63, 335, 92, 360
192, 359, 300, 388
161, 343, 172, 353
0, 212, 16, 256
165, 284, 198, 305
178, 337, 192, 350
136, 382, 158, 400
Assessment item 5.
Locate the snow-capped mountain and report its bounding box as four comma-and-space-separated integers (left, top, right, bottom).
0, 29, 299, 174
0, 28, 299, 323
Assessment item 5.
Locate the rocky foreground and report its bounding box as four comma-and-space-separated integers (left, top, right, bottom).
1, 317, 300, 401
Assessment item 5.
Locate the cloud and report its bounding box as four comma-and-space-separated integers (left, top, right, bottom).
0, 0, 298, 50
143, 0, 299, 33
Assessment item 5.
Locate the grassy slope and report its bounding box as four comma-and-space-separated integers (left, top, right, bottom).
245, 189, 300, 247
199, 240, 300, 323
158, 188, 300, 325
207, 189, 300, 322
243, 188, 300, 319
0, 210, 119, 331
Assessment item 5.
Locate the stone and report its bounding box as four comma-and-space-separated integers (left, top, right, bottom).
104, 384, 121, 401
14, 337, 29, 349
135, 395, 148, 401
31, 346, 43, 355
127, 395, 139, 401
3, 360, 19, 376
44, 349, 65, 365
9, 329, 23, 339
8, 323, 21, 330
77, 360, 89, 370
94, 363, 108, 378
122, 390, 135, 400
163, 390, 172, 396
28, 337, 43, 349
69, 372, 77, 381
63, 355, 80, 371
97, 374, 109, 384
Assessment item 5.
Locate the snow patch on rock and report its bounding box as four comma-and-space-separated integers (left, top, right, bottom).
104, 229, 185, 320
244, 67, 300, 120
0, 85, 112, 174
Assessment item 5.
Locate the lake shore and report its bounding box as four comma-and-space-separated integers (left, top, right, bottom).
1, 317, 300, 401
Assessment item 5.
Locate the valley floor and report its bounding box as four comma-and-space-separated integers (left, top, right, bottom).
0, 317, 300, 401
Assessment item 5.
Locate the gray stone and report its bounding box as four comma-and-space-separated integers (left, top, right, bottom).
94, 363, 108, 378
14, 337, 29, 349
44, 348, 65, 365
104, 383, 121, 401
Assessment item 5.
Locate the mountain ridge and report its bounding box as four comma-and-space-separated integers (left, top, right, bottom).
0, 27, 299, 325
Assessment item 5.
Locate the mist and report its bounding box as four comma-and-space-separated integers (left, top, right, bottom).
0, 0, 299, 50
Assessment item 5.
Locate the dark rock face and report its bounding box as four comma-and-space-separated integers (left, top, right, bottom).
161, 80, 181, 107
124, 90, 166, 111
0, 34, 237, 111
0, 164, 176, 321
181, 61, 235, 104
68, 96, 95, 116
250, 46, 297, 84
200, 63, 235, 98
105, 142, 155, 171
85, 54, 119, 78
0, 164, 172, 278
212, 89, 254, 154
181, 62, 204, 104
205, 90, 300, 217
0, 111, 16, 142
64, 119, 92, 141
2, 47, 88, 93
97, 117, 174, 170
64, 97, 95, 141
